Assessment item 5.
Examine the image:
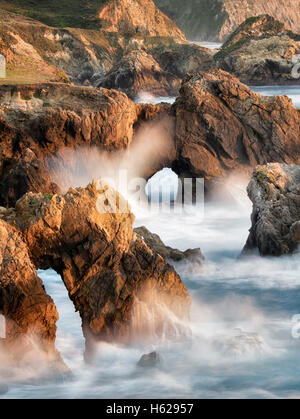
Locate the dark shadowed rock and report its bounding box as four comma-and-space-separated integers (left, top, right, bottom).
0, 148, 61, 208
137, 351, 162, 368
98, 50, 180, 99
243, 163, 300, 256
134, 226, 204, 263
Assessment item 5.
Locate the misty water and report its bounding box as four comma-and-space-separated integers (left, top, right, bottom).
1, 86, 300, 399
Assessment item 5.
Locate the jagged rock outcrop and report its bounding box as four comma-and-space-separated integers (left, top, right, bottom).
0, 83, 139, 205
0, 71, 299, 207
137, 351, 162, 368
171, 70, 300, 180
134, 226, 204, 263
0, 83, 137, 155
98, 50, 180, 99
154, 0, 300, 41
0, 181, 191, 360
243, 163, 300, 256
0, 148, 61, 208
97, 0, 185, 40
215, 15, 300, 84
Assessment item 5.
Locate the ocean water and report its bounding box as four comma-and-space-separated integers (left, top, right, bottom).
136, 86, 300, 108
251, 86, 300, 109
189, 41, 222, 50
1, 86, 300, 399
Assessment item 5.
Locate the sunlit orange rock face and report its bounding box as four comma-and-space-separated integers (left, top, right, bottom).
0, 181, 191, 363
98, 0, 185, 41
172, 69, 300, 180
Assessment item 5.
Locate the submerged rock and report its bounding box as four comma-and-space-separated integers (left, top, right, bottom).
0, 181, 191, 362
134, 226, 204, 263
213, 329, 265, 356
137, 351, 162, 368
243, 163, 300, 256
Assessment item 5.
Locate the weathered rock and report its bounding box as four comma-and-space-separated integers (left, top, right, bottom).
0, 148, 61, 208
1, 181, 191, 360
0, 83, 138, 205
215, 15, 300, 84
98, 50, 180, 99
243, 163, 300, 256
137, 351, 162, 368
97, 0, 185, 40
134, 226, 204, 263
0, 217, 65, 370
172, 70, 300, 181
0, 83, 137, 155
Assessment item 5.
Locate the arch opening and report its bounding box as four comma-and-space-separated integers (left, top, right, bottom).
38, 269, 84, 362
0, 314, 5, 339
145, 168, 179, 203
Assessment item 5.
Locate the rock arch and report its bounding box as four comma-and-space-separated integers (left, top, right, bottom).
0, 181, 190, 364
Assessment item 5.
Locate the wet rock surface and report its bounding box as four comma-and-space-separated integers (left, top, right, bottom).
134, 226, 204, 263
137, 351, 162, 368
0, 83, 138, 206
0, 181, 191, 361
0, 70, 299, 207
0, 217, 65, 371
243, 163, 300, 256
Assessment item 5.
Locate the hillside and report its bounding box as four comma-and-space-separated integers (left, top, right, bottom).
0, 8, 211, 95
0, 0, 185, 40
154, 0, 300, 41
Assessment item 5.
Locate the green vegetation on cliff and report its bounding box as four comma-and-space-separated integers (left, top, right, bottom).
0, 0, 111, 28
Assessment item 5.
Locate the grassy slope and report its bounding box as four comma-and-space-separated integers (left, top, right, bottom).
0, 0, 111, 28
